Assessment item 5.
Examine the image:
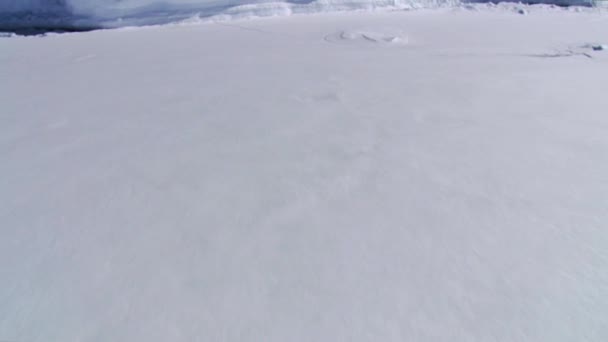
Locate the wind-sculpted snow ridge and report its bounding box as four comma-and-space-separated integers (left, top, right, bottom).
0, 0, 453, 34
181, 0, 461, 24
0, 0, 597, 34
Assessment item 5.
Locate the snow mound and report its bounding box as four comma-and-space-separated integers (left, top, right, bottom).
0, 0, 599, 33
1, 0, 453, 33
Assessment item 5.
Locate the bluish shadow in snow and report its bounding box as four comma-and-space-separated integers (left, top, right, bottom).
2, 0, 426, 35
0, 0, 595, 36
0, 1, 269, 34
0, 0, 100, 35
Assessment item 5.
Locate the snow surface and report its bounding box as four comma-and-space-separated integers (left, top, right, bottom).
2, 7, 608, 342
0, 0, 599, 33
0, 0, 460, 32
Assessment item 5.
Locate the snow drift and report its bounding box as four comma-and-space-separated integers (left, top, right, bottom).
0, 0, 596, 33
0, 0, 457, 31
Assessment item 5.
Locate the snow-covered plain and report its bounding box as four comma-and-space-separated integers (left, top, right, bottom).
2, 6, 608, 342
